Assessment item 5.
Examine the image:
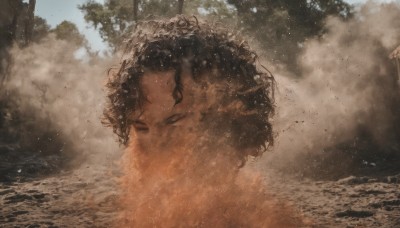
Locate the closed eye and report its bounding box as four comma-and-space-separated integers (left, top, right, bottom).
131, 120, 149, 132
164, 113, 186, 125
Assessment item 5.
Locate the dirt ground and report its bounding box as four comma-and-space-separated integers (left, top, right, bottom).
0, 167, 120, 228
263, 170, 400, 228
1, 162, 400, 227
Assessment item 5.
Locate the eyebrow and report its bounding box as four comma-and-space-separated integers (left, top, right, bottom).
131, 120, 149, 132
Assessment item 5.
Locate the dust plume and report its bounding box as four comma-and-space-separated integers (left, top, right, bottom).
0, 34, 122, 226
267, 2, 400, 178
119, 141, 306, 227
4, 34, 120, 171
116, 75, 306, 227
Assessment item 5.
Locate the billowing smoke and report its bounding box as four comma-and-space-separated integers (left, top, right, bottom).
266, 2, 400, 178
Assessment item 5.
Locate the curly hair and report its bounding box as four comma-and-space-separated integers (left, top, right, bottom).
103, 15, 275, 157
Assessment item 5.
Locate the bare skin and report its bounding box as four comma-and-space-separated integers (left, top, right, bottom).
131, 71, 194, 148
126, 70, 211, 180
129, 70, 199, 152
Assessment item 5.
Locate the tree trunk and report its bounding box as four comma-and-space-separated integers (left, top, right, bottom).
24, 0, 36, 46
0, 0, 23, 86
177, 0, 184, 14
133, 0, 139, 22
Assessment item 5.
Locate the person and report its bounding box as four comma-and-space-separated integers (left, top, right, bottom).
103, 15, 275, 166
103, 15, 303, 227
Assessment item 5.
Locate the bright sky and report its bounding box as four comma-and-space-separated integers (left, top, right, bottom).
34, 0, 107, 52
34, 0, 398, 53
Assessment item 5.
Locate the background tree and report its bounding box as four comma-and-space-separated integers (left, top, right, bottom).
80, 0, 352, 72
185, 0, 237, 22
24, 0, 36, 46
31, 16, 50, 43
0, 1, 88, 180
1, 0, 23, 85
79, 0, 139, 50
133, 0, 139, 22
227, 0, 353, 72
79, 0, 236, 51
178, 0, 184, 14
51, 20, 86, 47
0, 0, 86, 85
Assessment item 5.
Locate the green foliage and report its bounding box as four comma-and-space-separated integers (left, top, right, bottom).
79, 0, 352, 70
79, 0, 130, 48
51, 20, 86, 46
185, 0, 237, 23
140, 0, 178, 17
31, 16, 51, 43
227, 0, 353, 71
14, 16, 85, 48
79, 0, 237, 50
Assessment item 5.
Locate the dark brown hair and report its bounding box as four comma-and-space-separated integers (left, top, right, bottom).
103, 15, 275, 157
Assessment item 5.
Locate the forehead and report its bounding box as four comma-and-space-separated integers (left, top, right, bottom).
137, 70, 198, 120
140, 70, 176, 104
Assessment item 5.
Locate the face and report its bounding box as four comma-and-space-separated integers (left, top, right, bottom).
128, 70, 202, 153
126, 70, 246, 179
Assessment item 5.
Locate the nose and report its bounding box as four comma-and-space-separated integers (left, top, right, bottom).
134, 123, 173, 151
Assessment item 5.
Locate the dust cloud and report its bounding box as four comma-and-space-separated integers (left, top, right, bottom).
1, 35, 122, 227
5, 35, 120, 170
111, 68, 305, 226
118, 145, 306, 227
265, 2, 400, 177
